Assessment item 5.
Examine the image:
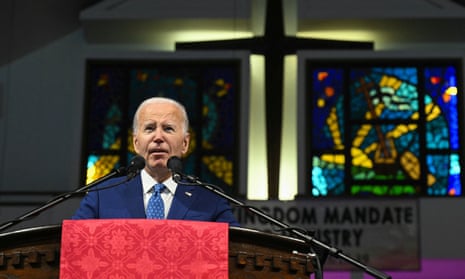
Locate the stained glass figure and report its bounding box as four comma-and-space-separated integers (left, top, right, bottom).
307, 60, 462, 197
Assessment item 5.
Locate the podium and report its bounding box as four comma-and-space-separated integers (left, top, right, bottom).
0, 222, 319, 278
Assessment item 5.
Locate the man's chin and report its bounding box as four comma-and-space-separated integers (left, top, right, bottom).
150, 161, 167, 168
148, 154, 166, 162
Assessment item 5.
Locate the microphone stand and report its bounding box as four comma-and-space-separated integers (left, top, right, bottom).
177, 174, 392, 279
0, 167, 127, 233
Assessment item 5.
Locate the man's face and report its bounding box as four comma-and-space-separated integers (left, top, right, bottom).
133, 102, 190, 173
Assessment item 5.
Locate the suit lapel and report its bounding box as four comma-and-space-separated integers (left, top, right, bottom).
121, 176, 146, 218
167, 184, 198, 219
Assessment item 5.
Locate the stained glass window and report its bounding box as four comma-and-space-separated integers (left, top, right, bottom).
305, 58, 463, 197
83, 59, 243, 193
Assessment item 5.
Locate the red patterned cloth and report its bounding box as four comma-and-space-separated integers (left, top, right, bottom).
60, 219, 229, 278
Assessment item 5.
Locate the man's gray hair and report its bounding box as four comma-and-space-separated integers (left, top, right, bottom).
132, 97, 189, 135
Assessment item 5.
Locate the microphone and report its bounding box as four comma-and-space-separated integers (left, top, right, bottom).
123, 155, 145, 180
167, 156, 184, 182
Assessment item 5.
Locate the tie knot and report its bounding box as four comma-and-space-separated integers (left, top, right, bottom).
153, 183, 165, 194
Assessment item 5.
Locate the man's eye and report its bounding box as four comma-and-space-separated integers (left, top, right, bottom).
145, 126, 154, 132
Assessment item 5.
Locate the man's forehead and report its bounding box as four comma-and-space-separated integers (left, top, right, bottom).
142, 103, 180, 115
140, 108, 182, 122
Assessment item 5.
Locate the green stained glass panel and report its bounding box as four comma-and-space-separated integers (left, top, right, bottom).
306, 59, 463, 197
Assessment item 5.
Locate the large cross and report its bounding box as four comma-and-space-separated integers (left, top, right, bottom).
176, 0, 373, 199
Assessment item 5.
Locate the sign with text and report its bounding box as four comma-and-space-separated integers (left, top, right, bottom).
233, 199, 419, 270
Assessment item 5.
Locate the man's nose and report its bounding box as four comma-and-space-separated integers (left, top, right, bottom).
153, 128, 164, 142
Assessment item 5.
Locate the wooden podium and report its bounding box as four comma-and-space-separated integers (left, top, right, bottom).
0, 223, 319, 278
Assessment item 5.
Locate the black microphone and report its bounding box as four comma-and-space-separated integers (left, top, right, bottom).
167, 156, 184, 182
124, 155, 145, 179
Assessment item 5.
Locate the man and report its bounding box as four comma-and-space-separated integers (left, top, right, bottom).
72, 97, 239, 226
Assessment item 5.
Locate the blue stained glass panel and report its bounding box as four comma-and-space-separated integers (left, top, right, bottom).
306, 59, 463, 197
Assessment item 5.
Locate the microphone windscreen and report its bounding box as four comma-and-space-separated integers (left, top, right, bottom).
128, 155, 145, 172
167, 156, 183, 173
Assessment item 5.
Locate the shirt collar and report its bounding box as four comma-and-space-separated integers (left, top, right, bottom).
141, 169, 177, 195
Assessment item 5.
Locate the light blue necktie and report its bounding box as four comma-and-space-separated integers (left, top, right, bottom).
146, 183, 165, 219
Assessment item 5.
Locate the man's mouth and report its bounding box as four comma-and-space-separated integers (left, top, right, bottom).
149, 149, 167, 156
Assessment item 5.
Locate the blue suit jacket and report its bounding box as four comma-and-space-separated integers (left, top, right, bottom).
72, 175, 240, 227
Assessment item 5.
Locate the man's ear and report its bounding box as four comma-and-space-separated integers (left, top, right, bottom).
133, 136, 140, 154
182, 133, 190, 155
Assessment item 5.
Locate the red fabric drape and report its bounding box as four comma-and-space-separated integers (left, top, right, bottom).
60, 219, 229, 278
